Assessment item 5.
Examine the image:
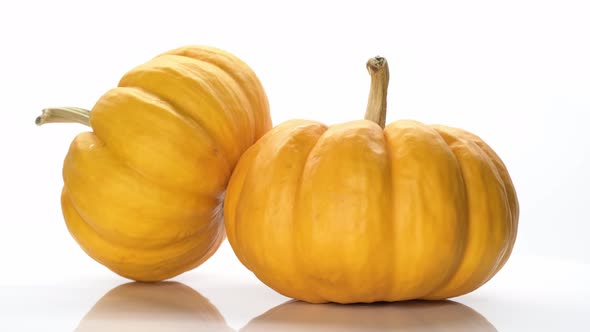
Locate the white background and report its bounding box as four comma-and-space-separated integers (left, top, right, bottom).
0, 0, 589, 331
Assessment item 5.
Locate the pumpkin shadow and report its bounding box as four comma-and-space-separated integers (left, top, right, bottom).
241, 299, 497, 332
75, 281, 234, 332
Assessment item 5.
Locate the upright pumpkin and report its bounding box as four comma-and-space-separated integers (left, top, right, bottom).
36, 46, 271, 281
224, 56, 518, 303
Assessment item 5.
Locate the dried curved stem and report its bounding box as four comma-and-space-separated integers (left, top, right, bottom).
35, 107, 91, 127
364, 56, 390, 128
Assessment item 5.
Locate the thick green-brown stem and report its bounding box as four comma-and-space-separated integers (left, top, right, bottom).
364, 56, 390, 128
35, 107, 91, 127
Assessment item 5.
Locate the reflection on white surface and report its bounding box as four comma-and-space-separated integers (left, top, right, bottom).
241, 300, 496, 332
1, 250, 588, 331
75, 282, 233, 332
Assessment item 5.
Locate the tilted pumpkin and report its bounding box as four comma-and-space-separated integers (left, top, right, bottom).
36, 45, 271, 281
224, 56, 518, 303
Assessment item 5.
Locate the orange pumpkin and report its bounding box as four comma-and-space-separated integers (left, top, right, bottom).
37, 46, 271, 281
224, 56, 518, 303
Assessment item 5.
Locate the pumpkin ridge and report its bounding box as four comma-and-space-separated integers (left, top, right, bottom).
417, 125, 469, 299
424, 126, 511, 298
114, 226, 226, 281
159, 54, 256, 156
464, 134, 518, 277
447, 128, 516, 285
453, 130, 518, 222
170, 53, 258, 142
291, 125, 331, 303
172, 220, 227, 278
227, 120, 327, 303
421, 127, 472, 298
382, 121, 468, 301
294, 121, 391, 303
226, 149, 258, 270
97, 132, 220, 203
465, 139, 513, 285
430, 126, 470, 296
63, 132, 222, 250
228, 126, 324, 269
63, 188, 226, 281
231, 145, 267, 271
93, 86, 229, 198
164, 47, 271, 140
63, 181, 220, 251
118, 60, 239, 171
234, 127, 283, 261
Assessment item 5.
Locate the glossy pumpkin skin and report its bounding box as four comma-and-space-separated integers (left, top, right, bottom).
62, 46, 271, 281
224, 119, 518, 304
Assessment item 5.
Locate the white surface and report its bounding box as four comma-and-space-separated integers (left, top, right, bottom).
1, 242, 589, 331
1, 0, 589, 263
0, 0, 589, 331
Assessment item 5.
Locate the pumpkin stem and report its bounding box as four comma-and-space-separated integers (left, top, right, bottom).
35, 107, 91, 127
364, 56, 389, 128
